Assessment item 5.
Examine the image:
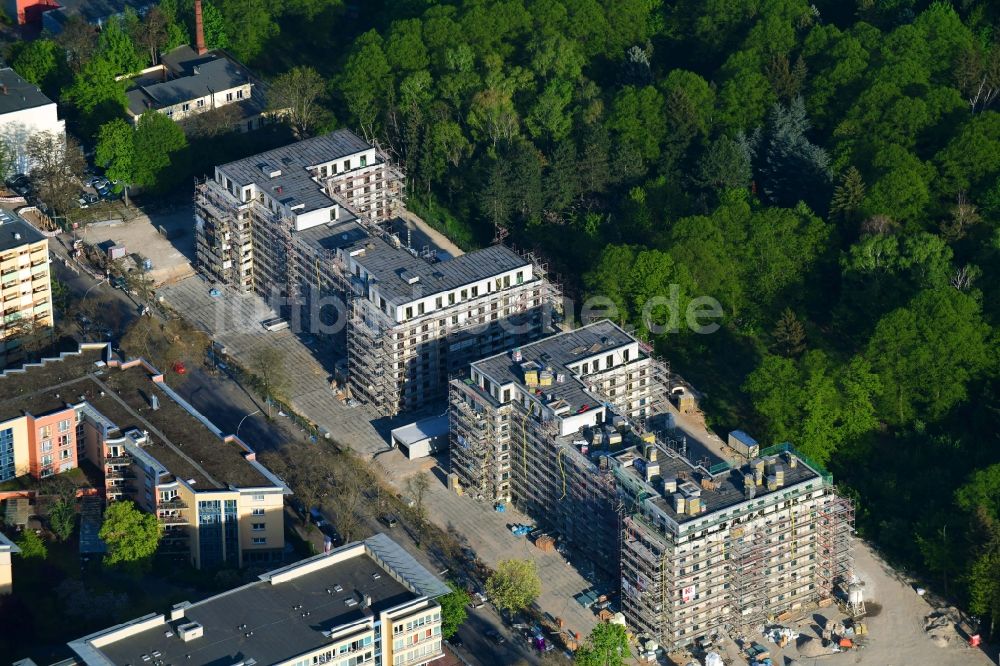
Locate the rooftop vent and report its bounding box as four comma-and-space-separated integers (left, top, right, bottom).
12, 232, 20, 241
259, 163, 281, 178
177, 621, 203, 642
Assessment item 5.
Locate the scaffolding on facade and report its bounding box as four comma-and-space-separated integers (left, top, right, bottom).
726, 525, 768, 633
816, 493, 855, 598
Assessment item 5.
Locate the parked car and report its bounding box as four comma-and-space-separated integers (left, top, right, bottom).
172, 361, 187, 375
78, 192, 100, 208
6, 174, 31, 196
486, 629, 506, 646
378, 514, 399, 528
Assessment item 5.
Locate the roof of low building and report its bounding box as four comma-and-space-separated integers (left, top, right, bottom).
0, 68, 55, 116
126, 55, 252, 117
390, 413, 450, 446
71, 534, 448, 666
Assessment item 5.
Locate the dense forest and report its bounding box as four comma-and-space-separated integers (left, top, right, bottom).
5, 0, 1000, 635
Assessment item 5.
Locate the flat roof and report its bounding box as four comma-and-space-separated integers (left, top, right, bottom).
472, 320, 637, 415
613, 445, 821, 524
0, 345, 277, 490
0, 68, 55, 115
0, 211, 46, 251
218, 130, 375, 215
349, 235, 530, 306
390, 413, 450, 446
75, 534, 446, 666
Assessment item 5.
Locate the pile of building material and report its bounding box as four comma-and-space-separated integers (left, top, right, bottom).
535, 534, 556, 552
924, 607, 962, 647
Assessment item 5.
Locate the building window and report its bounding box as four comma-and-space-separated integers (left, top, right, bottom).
252, 508, 265, 516
196, 99, 205, 108
182, 103, 190, 111
58, 434, 71, 447
405, 306, 413, 320
58, 419, 70, 432
166, 110, 173, 117
41, 454, 53, 466
252, 522, 265, 531
360, 155, 367, 167
226, 92, 233, 101
252, 494, 265, 501
60, 449, 71, 460
343, 159, 351, 171
39, 425, 51, 439
41, 440, 52, 452
252, 537, 266, 545
237, 89, 244, 99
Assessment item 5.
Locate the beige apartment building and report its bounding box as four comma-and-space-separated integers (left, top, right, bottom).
0, 211, 53, 366
0, 343, 289, 568
68, 533, 450, 666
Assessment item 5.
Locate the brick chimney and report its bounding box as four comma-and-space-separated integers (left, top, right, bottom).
194, 0, 207, 55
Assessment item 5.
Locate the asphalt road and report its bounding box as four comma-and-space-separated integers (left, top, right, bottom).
50, 233, 294, 458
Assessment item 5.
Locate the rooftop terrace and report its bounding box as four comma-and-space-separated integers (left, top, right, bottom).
612, 443, 822, 525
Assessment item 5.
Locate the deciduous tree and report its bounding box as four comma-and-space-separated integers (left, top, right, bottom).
574, 622, 631, 666
26, 132, 86, 215
16, 530, 47, 559
99, 500, 161, 565
438, 583, 470, 638
268, 66, 328, 139
486, 559, 541, 614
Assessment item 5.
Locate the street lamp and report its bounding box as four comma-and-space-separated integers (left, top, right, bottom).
81, 278, 106, 301
236, 409, 261, 438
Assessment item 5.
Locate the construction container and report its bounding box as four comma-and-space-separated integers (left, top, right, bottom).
687, 497, 701, 515
728, 430, 760, 458
536, 535, 556, 552
673, 493, 685, 514
523, 367, 539, 386
539, 369, 554, 386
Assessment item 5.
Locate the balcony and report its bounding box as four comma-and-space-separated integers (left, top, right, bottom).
159, 497, 188, 509
159, 514, 190, 525
105, 455, 131, 465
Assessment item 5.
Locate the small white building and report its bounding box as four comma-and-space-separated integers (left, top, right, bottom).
0, 68, 65, 177
390, 413, 450, 459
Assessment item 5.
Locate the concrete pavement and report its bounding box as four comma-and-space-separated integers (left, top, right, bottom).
158, 272, 600, 647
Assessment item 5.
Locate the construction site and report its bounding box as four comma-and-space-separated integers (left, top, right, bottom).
447, 320, 860, 654
193, 129, 564, 417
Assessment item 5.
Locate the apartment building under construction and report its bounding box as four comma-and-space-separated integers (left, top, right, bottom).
449, 320, 669, 572
195, 129, 402, 295
195, 130, 563, 416
449, 321, 853, 647
345, 238, 562, 416
616, 442, 853, 648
